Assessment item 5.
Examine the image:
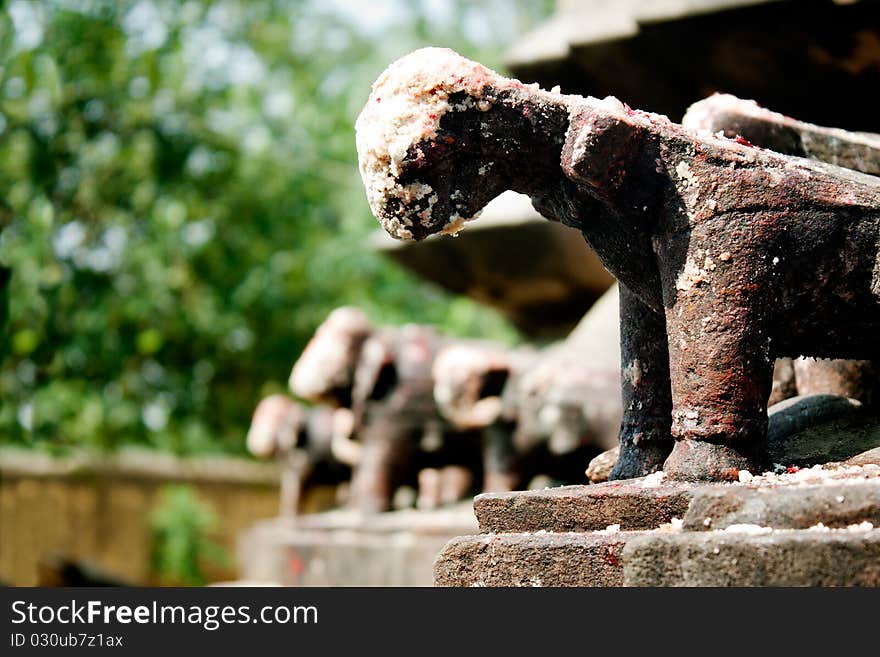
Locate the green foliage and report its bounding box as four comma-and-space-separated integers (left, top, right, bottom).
149, 484, 228, 585
0, 0, 550, 454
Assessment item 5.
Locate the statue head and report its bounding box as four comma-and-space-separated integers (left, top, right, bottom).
356, 48, 572, 240
432, 342, 512, 429
289, 306, 373, 406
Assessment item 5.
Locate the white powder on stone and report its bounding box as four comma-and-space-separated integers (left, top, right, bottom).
742, 462, 880, 489
656, 517, 683, 533
676, 255, 710, 291
675, 161, 695, 185
847, 521, 874, 531
641, 470, 666, 488
807, 521, 875, 532
355, 47, 561, 239
355, 48, 496, 238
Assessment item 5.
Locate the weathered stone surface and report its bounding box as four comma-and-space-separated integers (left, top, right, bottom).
433, 468, 880, 587
434, 531, 643, 587
586, 446, 619, 483
474, 477, 698, 533
767, 395, 880, 467
623, 529, 880, 586
682, 479, 880, 531
684, 97, 880, 416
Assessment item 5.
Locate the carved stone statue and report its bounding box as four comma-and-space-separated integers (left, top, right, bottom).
247, 395, 354, 515
356, 48, 880, 481
290, 307, 483, 512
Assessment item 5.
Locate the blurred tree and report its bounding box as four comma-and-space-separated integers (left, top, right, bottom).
0, 0, 551, 454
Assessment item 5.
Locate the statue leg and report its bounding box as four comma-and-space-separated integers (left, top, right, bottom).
279, 463, 305, 517
481, 421, 519, 492
662, 304, 774, 481
609, 284, 674, 479
349, 416, 417, 513
349, 439, 396, 513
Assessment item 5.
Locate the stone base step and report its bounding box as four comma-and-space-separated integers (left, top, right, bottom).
434, 531, 644, 587
434, 527, 880, 587
474, 478, 698, 533
239, 504, 477, 586
683, 478, 880, 531
436, 467, 880, 586
623, 528, 880, 586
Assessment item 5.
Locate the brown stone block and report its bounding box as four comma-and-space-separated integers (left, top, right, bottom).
434, 531, 645, 587
683, 479, 880, 531
474, 478, 699, 533
623, 529, 880, 586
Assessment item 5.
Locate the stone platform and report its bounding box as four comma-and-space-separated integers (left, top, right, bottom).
238, 504, 476, 586
434, 465, 880, 587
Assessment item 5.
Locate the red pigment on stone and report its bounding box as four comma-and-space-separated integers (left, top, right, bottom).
603, 546, 620, 568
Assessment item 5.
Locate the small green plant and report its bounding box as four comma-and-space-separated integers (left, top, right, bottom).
149, 485, 228, 586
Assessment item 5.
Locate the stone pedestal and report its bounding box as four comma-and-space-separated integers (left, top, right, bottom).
238, 505, 476, 586
434, 465, 880, 587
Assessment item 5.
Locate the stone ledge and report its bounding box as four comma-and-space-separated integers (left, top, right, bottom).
264, 503, 477, 535
683, 479, 880, 531
622, 529, 880, 586
438, 467, 880, 587
434, 531, 647, 587
238, 506, 477, 586
474, 478, 700, 533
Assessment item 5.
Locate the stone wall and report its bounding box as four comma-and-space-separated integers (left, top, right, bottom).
0, 448, 285, 586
